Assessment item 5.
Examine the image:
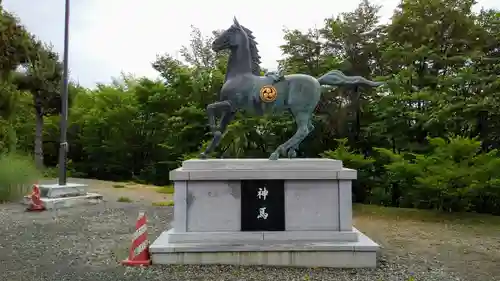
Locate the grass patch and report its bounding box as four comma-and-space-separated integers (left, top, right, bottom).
0, 153, 41, 203
152, 200, 174, 207
353, 203, 500, 227
117, 196, 132, 203
112, 184, 126, 188
156, 185, 174, 194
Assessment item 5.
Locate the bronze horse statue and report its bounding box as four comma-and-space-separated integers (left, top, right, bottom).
200, 18, 383, 160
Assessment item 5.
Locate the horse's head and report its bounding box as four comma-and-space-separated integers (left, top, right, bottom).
212, 17, 248, 52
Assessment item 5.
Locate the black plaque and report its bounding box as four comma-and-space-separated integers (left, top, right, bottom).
241, 180, 285, 231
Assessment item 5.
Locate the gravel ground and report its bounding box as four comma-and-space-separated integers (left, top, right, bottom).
0, 197, 479, 281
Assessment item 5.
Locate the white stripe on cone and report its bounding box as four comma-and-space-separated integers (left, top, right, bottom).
132, 224, 147, 241
137, 212, 145, 219
133, 240, 149, 258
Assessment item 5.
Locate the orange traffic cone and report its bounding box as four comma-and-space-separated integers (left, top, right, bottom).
122, 211, 151, 266
26, 184, 45, 212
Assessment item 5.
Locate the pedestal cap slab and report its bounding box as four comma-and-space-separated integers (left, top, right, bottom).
181, 158, 343, 171
170, 158, 355, 181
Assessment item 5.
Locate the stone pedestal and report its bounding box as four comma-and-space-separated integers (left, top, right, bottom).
39, 183, 88, 198
23, 182, 102, 210
150, 159, 379, 268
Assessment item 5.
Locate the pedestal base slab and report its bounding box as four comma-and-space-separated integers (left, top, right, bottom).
150, 228, 379, 268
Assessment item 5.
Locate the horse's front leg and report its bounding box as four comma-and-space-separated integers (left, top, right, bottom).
199, 100, 234, 159
212, 110, 236, 158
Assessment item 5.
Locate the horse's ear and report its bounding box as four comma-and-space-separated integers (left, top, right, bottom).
233, 17, 241, 29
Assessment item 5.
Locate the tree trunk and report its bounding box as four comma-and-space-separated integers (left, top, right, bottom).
34, 96, 44, 170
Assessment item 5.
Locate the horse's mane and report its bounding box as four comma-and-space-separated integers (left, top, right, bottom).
232, 25, 261, 75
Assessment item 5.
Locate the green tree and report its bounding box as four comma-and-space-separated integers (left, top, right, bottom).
3, 1, 500, 214
13, 42, 62, 169
0, 7, 32, 153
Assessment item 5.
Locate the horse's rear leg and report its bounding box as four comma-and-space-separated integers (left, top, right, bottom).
286, 120, 314, 158
269, 112, 311, 160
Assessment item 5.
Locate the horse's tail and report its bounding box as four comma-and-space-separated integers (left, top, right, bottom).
317, 70, 384, 87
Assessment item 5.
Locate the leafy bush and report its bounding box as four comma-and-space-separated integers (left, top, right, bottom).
322, 136, 500, 214
0, 153, 41, 202
321, 139, 375, 203
384, 137, 500, 213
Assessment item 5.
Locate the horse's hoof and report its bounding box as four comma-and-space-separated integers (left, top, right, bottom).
269, 152, 279, 160
199, 153, 208, 159
287, 149, 297, 158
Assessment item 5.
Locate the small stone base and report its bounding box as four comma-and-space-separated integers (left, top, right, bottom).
150, 228, 379, 268
23, 192, 103, 209
39, 182, 89, 198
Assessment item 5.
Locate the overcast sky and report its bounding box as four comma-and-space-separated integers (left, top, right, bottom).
3, 0, 499, 88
